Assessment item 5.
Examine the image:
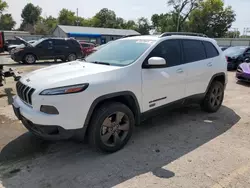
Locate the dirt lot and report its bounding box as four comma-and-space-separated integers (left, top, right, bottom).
1, 58, 250, 188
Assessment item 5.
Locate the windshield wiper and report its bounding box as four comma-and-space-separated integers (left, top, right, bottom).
91, 61, 110, 65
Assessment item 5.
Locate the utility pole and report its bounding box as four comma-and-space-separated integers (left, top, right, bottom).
76, 8, 80, 26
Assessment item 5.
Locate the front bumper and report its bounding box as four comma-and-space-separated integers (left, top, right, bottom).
12, 95, 89, 140
236, 72, 250, 82
12, 99, 74, 140
11, 53, 22, 62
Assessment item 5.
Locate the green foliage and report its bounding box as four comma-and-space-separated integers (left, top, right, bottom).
0, 0, 7, 14
225, 31, 240, 38
21, 3, 42, 26
92, 8, 117, 28
58, 9, 76, 25
136, 17, 150, 35
188, 0, 236, 37
0, 14, 16, 30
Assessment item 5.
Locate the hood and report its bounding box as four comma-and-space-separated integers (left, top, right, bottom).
15, 36, 32, 47
20, 60, 120, 89
239, 63, 250, 73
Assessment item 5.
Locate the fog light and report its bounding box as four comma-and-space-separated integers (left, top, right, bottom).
40, 105, 59, 114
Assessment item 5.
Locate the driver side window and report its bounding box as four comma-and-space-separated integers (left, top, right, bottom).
39, 40, 53, 49
144, 39, 182, 68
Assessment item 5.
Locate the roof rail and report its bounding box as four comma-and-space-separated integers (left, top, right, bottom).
160, 32, 207, 38
121, 34, 141, 38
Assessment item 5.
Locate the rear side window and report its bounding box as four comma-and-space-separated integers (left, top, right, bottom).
146, 40, 182, 67
68, 40, 80, 47
183, 40, 206, 63
203, 41, 219, 58
54, 39, 67, 46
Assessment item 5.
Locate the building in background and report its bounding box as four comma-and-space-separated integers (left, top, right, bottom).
53, 25, 140, 44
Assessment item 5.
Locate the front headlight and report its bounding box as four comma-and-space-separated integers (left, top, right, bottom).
237, 67, 243, 73
40, 84, 89, 95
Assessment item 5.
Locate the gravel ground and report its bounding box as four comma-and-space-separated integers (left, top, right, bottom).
0, 58, 250, 188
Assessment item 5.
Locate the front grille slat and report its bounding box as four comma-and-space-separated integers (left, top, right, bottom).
16, 81, 35, 105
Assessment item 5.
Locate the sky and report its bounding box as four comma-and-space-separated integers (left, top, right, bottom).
5, 0, 250, 34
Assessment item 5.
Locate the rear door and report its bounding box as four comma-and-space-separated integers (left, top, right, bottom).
53, 39, 69, 59
182, 39, 211, 96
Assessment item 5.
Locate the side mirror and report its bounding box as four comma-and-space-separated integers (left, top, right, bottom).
148, 57, 166, 66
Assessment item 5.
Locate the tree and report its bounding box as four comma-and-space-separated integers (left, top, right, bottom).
0, 0, 7, 14
58, 9, 76, 25
21, 3, 42, 26
123, 20, 137, 30
188, 0, 236, 37
168, 0, 203, 31
0, 14, 16, 30
34, 21, 49, 35
136, 17, 151, 35
225, 31, 240, 38
92, 8, 117, 28
151, 13, 178, 32
43, 16, 58, 32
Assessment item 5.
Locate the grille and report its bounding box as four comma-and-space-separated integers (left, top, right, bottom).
16, 81, 35, 105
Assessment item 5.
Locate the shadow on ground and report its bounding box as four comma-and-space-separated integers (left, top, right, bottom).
0, 88, 15, 105
0, 105, 240, 188
236, 80, 250, 87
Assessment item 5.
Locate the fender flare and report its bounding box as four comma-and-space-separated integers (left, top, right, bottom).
205, 72, 226, 94
84, 91, 141, 126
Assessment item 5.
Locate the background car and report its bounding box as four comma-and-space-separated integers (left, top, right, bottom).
236, 58, 250, 82
11, 38, 82, 64
224, 46, 250, 70
220, 46, 229, 51
79, 41, 96, 57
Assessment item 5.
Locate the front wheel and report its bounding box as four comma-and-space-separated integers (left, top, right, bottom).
201, 81, 224, 113
24, 54, 36, 64
88, 102, 135, 153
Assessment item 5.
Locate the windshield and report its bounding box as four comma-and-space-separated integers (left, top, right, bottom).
85, 39, 154, 66
32, 38, 45, 47
224, 47, 246, 56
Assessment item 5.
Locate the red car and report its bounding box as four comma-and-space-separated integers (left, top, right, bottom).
79, 41, 96, 57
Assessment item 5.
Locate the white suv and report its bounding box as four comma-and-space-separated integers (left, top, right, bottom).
12, 33, 227, 152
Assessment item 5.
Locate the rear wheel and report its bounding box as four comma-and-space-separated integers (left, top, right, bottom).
24, 54, 36, 64
88, 102, 135, 153
68, 53, 76, 61
201, 81, 224, 113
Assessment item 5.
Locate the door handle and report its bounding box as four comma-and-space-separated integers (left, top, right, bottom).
176, 68, 184, 73
207, 62, 212, 67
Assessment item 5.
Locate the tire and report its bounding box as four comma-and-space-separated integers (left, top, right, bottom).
88, 102, 135, 153
201, 81, 224, 113
67, 53, 76, 62
24, 54, 36, 64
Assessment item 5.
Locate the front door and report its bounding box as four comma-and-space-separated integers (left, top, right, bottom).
36, 40, 54, 60
141, 39, 187, 112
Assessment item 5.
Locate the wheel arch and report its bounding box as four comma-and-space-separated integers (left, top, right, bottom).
205, 72, 226, 94
84, 91, 141, 128
23, 53, 38, 61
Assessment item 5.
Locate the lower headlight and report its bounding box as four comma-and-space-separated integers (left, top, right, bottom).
40, 84, 89, 95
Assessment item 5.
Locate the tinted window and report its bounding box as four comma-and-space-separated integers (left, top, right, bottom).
183, 40, 206, 63
54, 39, 67, 46
146, 40, 181, 67
203, 41, 219, 58
40, 40, 53, 48
245, 48, 250, 54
